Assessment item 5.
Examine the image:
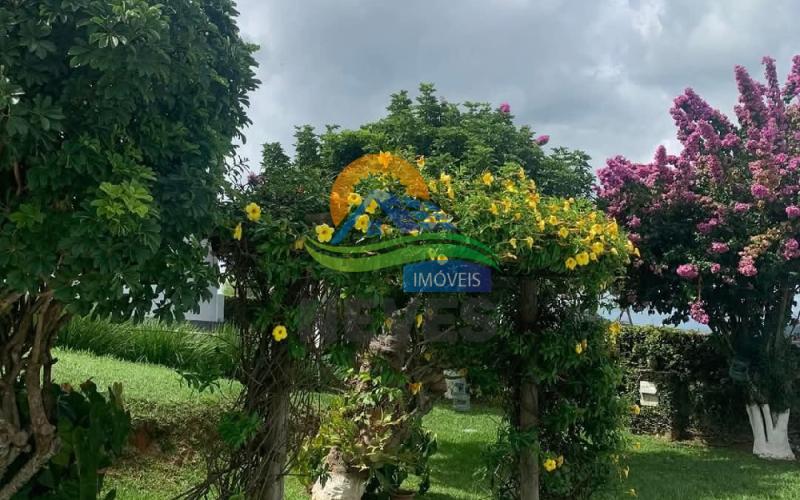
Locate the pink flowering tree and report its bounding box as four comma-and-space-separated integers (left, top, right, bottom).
598, 56, 800, 460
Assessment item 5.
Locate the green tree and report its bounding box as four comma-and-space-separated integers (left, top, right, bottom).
0, 0, 257, 495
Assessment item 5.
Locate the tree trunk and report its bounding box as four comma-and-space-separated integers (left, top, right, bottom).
0, 292, 66, 500
260, 381, 289, 500
746, 404, 795, 460
517, 278, 540, 500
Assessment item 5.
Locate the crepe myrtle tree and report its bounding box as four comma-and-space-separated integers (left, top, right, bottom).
598, 56, 800, 460
0, 0, 257, 494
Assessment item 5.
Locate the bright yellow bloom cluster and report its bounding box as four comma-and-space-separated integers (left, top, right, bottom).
245, 202, 262, 222
272, 325, 288, 342
543, 454, 565, 473
315, 223, 333, 243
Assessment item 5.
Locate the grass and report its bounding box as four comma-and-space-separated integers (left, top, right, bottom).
52, 348, 241, 426
52, 349, 800, 499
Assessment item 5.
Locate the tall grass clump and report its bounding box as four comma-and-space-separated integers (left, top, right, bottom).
58, 316, 239, 376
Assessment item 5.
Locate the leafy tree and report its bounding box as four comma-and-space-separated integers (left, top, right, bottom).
598, 55, 800, 460
0, 0, 257, 495
301, 83, 594, 199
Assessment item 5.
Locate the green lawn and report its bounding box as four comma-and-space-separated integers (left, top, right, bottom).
52, 349, 800, 499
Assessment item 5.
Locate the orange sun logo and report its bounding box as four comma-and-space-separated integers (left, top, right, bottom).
329, 152, 430, 226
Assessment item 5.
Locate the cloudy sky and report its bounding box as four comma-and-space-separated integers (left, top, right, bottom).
233, 0, 799, 174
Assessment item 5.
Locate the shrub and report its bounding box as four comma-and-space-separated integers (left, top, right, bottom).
58, 316, 238, 377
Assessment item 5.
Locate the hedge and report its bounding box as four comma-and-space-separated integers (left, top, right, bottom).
619, 325, 800, 441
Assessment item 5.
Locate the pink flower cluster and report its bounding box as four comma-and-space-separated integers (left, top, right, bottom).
738, 255, 758, 277
499, 102, 511, 114
676, 264, 699, 279
690, 300, 710, 325
535, 134, 549, 146
782, 238, 800, 260
786, 205, 800, 218
710, 242, 729, 254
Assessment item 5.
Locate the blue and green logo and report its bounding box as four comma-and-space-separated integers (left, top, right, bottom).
306, 153, 496, 292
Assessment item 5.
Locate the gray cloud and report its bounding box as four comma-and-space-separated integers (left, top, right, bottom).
233, 0, 800, 173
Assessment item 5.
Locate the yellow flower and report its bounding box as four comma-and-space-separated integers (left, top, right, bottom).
272, 325, 288, 342
378, 151, 392, 168
489, 202, 499, 216
428, 180, 438, 193
590, 223, 604, 235
447, 186, 455, 199
537, 220, 546, 231
482, 171, 494, 186
588, 210, 597, 221
576, 251, 590, 266
608, 322, 621, 335
424, 216, 436, 224
575, 342, 584, 355
631, 404, 641, 416
437, 254, 448, 262
509, 238, 517, 249
365, 199, 379, 214
607, 221, 619, 236
565, 257, 577, 270
315, 224, 333, 243
558, 227, 569, 238
548, 215, 558, 225
409, 382, 422, 395
589, 252, 598, 261
524, 236, 534, 248
556, 455, 564, 467
440, 172, 451, 183
416, 155, 426, 168
633, 247, 641, 257
409, 229, 419, 236
416, 314, 424, 328
504, 180, 517, 192
592, 241, 605, 254
633, 441, 641, 450
501, 198, 512, 213
293, 237, 305, 250
245, 202, 262, 222
233, 223, 243, 241
380, 224, 393, 235
347, 192, 363, 206
514, 212, 522, 221
355, 214, 370, 232
528, 193, 540, 207
543, 458, 557, 472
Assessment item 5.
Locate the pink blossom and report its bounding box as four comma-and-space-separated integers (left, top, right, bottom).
499, 102, 511, 114
690, 300, 710, 324
786, 205, 800, 218
628, 215, 641, 228
738, 256, 758, 277
734, 202, 751, 213
710, 242, 729, 253
750, 183, 770, 199
710, 263, 721, 273
782, 239, 800, 260
535, 134, 550, 146
676, 264, 699, 279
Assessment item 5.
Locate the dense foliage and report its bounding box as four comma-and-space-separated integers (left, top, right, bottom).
598, 56, 800, 410
0, 0, 257, 495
